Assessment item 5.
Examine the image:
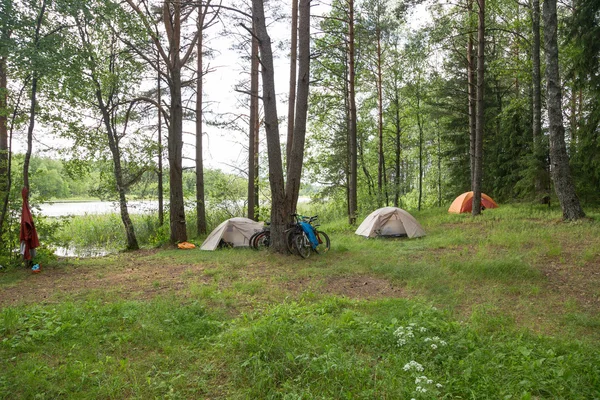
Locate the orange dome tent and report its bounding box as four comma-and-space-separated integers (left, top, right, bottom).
448, 191, 498, 213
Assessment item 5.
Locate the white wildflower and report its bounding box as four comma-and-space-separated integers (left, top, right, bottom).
436, 383, 443, 388
431, 344, 438, 350
419, 327, 427, 332
403, 360, 424, 372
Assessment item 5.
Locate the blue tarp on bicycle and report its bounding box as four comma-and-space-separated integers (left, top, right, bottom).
299, 221, 319, 249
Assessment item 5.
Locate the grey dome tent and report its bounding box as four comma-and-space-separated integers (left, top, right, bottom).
200, 217, 264, 250
355, 207, 426, 239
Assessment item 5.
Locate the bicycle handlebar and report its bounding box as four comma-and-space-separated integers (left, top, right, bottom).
291, 213, 319, 223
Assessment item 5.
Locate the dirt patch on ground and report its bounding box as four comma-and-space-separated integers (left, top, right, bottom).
0, 251, 214, 306
540, 257, 600, 312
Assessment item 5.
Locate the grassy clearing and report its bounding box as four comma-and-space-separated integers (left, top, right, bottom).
1, 204, 599, 398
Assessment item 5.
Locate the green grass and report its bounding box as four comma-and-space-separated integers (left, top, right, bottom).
1, 203, 600, 398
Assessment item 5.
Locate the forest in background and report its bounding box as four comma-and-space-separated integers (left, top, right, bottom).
1, 0, 599, 259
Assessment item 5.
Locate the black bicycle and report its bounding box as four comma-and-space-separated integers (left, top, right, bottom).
250, 221, 270, 250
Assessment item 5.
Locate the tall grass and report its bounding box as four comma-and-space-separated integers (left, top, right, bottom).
1, 298, 598, 399
52, 204, 238, 254
3, 203, 598, 397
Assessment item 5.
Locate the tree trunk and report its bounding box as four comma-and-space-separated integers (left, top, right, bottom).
0, 56, 6, 182
168, 67, 188, 242
376, 26, 385, 207
437, 124, 442, 207
252, 0, 310, 252
196, 12, 207, 235
23, 0, 47, 191
123, 0, 202, 242
252, 0, 287, 252
531, 0, 544, 197
23, 76, 37, 191
0, 55, 9, 235
543, 0, 585, 220
472, 0, 485, 216
248, 25, 259, 221
157, 55, 164, 227
393, 74, 401, 208
284, 0, 310, 215
286, 0, 298, 166
416, 79, 424, 212
348, 0, 358, 224
95, 87, 139, 250
166, 1, 187, 243
467, 0, 476, 186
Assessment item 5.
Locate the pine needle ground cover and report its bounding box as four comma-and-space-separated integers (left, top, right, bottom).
1, 205, 599, 399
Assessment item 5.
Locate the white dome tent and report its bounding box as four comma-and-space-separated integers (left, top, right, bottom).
200, 217, 264, 250
355, 207, 426, 239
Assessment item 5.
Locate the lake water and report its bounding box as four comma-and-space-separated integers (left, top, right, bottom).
38, 200, 159, 257
39, 197, 311, 218
38, 200, 159, 217
39, 198, 310, 257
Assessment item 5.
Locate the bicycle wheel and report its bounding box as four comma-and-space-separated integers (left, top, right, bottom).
286, 227, 301, 255
314, 231, 330, 254
249, 232, 261, 249
253, 231, 270, 250
294, 233, 311, 259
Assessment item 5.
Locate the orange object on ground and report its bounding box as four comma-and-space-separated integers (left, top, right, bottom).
177, 242, 196, 249
448, 191, 498, 213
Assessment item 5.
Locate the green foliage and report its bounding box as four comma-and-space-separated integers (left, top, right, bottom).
2, 205, 600, 397
2, 296, 598, 398
217, 299, 599, 399
0, 299, 225, 399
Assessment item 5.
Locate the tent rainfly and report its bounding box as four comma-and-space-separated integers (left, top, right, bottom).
200, 217, 264, 250
448, 191, 498, 214
355, 207, 426, 239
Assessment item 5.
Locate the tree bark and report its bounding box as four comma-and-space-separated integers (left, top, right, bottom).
168, 66, 187, 242
248, 24, 259, 221
157, 54, 164, 227
416, 77, 424, 212
252, 0, 287, 251
0, 56, 7, 183
0, 55, 9, 235
196, 9, 207, 235
124, 0, 201, 244
531, 0, 544, 197
467, 0, 476, 186
80, 26, 139, 250
543, 0, 585, 220
472, 0, 485, 216
100, 110, 139, 251
376, 26, 387, 207
348, 0, 358, 224
23, 1, 47, 191
252, 0, 311, 253
285, 0, 310, 215
394, 84, 401, 208
164, 1, 188, 243
286, 0, 298, 165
